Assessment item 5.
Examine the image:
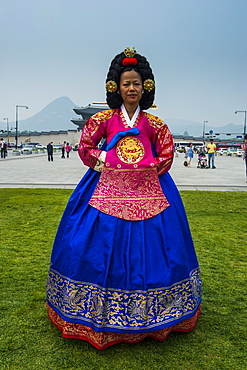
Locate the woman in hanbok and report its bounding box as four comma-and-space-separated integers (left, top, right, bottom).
46, 48, 202, 349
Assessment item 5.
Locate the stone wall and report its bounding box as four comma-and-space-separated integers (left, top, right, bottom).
7, 130, 81, 146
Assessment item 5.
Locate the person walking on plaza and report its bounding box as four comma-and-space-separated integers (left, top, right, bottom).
243, 134, 247, 182
0, 138, 7, 159
65, 142, 71, 158
187, 142, 194, 167
207, 138, 216, 168
47, 142, 53, 162
61, 141, 66, 158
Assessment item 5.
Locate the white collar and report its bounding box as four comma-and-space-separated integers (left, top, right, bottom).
121, 104, 140, 128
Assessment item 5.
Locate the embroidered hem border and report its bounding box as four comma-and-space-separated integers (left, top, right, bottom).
47, 303, 201, 349
46, 268, 202, 331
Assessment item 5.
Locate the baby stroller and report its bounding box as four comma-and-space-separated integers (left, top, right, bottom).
197, 152, 207, 168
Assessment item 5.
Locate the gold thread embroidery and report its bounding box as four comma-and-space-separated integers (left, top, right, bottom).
86, 110, 115, 136
119, 110, 141, 128
142, 112, 174, 176
89, 168, 170, 220
144, 112, 165, 129
47, 302, 201, 349
46, 268, 202, 331
116, 136, 145, 164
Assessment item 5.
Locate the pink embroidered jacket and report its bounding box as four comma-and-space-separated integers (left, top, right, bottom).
78, 109, 174, 221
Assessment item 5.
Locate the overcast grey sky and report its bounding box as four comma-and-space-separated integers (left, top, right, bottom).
1, 0, 246, 128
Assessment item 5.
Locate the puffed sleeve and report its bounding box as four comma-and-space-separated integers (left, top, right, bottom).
149, 115, 174, 176
78, 112, 107, 170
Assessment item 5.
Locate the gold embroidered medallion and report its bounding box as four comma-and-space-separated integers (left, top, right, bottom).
116, 136, 144, 164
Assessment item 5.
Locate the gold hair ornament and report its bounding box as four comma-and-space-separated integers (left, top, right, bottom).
124, 47, 137, 58
143, 79, 155, 92
106, 80, 118, 93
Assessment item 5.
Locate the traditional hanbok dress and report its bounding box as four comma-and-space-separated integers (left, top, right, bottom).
46, 106, 202, 349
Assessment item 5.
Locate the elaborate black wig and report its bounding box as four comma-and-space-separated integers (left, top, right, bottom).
106, 51, 155, 110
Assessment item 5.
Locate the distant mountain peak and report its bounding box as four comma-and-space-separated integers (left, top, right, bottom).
39, 96, 76, 111
17, 97, 78, 132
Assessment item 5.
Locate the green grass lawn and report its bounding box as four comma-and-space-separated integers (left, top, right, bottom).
0, 189, 246, 370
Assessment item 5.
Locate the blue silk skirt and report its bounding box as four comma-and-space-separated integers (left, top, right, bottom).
46, 169, 202, 334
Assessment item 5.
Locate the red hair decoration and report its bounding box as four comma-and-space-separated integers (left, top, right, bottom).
122, 57, 138, 66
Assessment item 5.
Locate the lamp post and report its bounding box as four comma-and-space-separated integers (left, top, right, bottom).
203, 121, 208, 144
15, 105, 29, 148
234, 110, 246, 138
3, 118, 9, 146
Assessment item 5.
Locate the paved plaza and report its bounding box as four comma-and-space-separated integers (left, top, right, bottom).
0, 150, 247, 191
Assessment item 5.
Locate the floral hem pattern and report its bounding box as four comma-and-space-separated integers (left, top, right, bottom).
47, 303, 201, 349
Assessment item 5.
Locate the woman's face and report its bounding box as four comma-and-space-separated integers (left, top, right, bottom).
119, 70, 143, 107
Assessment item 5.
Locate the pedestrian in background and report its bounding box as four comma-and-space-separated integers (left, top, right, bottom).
61, 141, 66, 158
0, 138, 7, 159
243, 134, 247, 182
187, 142, 194, 167
65, 142, 71, 158
47, 142, 53, 162
207, 139, 216, 169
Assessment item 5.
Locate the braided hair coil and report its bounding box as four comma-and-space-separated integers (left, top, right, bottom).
106, 51, 155, 110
